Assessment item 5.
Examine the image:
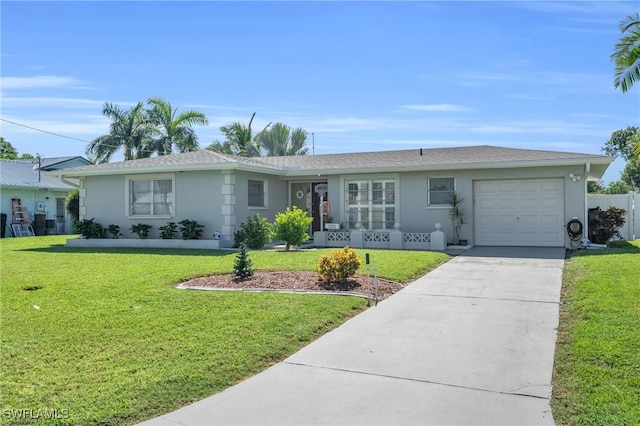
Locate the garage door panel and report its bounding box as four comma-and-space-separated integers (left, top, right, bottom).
474, 178, 564, 247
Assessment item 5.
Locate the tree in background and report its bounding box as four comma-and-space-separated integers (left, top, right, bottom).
621, 158, 640, 191
207, 112, 265, 157
86, 102, 151, 163
602, 126, 640, 191
146, 96, 208, 156
256, 122, 309, 156
65, 188, 80, 222
0, 137, 36, 160
611, 13, 640, 93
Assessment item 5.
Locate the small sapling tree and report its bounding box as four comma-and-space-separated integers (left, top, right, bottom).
273, 206, 314, 250
233, 243, 253, 281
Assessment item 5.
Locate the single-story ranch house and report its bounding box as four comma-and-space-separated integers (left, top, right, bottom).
51, 145, 612, 250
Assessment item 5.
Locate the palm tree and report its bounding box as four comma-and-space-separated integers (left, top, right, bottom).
86, 102, 151, 163
206, 112, 265, 157
146, 96, 208, 156
255, 123, 309, 156
612, 13, 640, 93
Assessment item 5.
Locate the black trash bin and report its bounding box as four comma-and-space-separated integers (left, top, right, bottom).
1, 213, 6, 238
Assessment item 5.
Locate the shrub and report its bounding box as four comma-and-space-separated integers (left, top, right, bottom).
233, 243, 253, 281
130, 223, 152, 239
233, 230, 244, 248
317, 246, 362, 285
66, 189, 80, 223
273, 206, 314, 250
159, 222, 178, 239
106, 224, 122, 239
239, 214, 273, 249
178, 219, 203, 240
588, 206, 627, 244
74, 218, 104, 239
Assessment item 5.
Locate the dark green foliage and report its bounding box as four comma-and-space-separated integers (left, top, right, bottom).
233, 243, 253, 281
239, 214, 273, 249
74, 218, 104, 239
233, 230, 244, 248
159, 222, 178, 239
130, 223, 152, 239
65, 188, 80, 222
106, 224, 122, 239
178, 219, 204, 240
273, 206, 313, 250
621, 158, 640, 191
588, 206, 628, 244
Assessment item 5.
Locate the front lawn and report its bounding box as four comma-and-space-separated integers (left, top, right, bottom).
0, 236, 449, 425
552, 240, 640, 425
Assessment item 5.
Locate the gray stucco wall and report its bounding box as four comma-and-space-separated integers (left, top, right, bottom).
233, 170, 288, 225
330, 165, 587, 248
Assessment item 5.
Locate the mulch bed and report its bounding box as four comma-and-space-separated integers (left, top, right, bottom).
179, 270, 404, 299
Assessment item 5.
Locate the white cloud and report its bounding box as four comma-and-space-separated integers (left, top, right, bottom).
470, 120, 610, 137
402, 104, 472, 112
1, 75, 84, 89
1, 97, 105, 109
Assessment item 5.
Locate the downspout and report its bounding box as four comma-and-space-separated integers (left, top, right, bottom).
584, 162, 591, 237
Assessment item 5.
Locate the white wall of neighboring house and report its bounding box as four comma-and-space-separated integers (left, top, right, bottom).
1, 188, 72, 237
587, 192, 639, 241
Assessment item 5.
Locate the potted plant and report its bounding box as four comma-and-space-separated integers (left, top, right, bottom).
179, 219, 204, 240
449, 192, 466, 246
130, 223, 152, 239
106, 224, 122, 239
158, 222, 178, 239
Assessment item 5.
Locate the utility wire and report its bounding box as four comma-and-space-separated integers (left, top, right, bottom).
1, 118, 92, 143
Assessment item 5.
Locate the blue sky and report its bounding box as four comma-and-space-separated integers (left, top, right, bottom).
1, 1, 638, 183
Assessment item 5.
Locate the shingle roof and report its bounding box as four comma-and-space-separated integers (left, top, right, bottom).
55, 145, 613, 177
0, 159, 76, 190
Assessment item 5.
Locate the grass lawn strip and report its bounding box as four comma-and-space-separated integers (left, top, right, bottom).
0, 236, 449, 425
551, 240, 640, 425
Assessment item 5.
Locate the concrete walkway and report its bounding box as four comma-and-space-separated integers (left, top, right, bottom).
141, 247, 565, 426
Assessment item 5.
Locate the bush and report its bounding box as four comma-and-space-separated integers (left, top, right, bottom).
106, 224, 122, 239
233, 243, 253, 281
239, 214, 273, 249
273, 206, 314, 250
317, 246, 362, 284
159, 222, 178, 239
588, 206, 627, 244
74, 218, 104, 239
130, 223, 152, 239
66, 189, 80, 223
178, 219, 204, 240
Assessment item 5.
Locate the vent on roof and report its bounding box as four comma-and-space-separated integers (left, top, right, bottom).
420, 148, 423, 156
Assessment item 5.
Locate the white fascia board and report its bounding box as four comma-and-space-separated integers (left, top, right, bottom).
49, 162, 284, 178
279, 157, 614, 177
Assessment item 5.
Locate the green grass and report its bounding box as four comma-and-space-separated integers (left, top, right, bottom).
0, 236, 449, 425
552, 240, 640, 425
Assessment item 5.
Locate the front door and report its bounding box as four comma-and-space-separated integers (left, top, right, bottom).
290, 182, 328, 235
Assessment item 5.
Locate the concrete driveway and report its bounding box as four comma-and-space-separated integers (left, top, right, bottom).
141, 246, 565, 425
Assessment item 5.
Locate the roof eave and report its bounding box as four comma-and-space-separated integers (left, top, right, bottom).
50, 162, 284, 178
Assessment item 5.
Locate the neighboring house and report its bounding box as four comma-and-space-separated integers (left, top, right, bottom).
1, 156, 92, 238
52, 146, 613, 249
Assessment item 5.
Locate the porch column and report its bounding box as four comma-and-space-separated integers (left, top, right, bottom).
221, 170, 236, 244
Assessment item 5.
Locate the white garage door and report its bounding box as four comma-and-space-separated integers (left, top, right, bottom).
474, 179, 565, 247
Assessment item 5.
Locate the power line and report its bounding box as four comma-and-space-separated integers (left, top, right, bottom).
1, 118, 92, 143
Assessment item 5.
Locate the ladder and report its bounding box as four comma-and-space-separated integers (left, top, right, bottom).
11, 198, 34, 237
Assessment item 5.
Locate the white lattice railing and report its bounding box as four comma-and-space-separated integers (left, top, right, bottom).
403, 233, 431, 243
327, 231, 351, 242
364, 232, 391, 242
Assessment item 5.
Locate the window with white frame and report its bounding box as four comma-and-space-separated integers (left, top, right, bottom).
345, 179, 395, 230
127, 175, 174, 217
428, 177, 454, 206
248, 179, 267, 208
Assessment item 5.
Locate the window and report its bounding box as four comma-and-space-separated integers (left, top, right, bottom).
248, 179, 267, 208
429, 177, 454, 206
126, 175, 174, 218
345, 179, 395, 230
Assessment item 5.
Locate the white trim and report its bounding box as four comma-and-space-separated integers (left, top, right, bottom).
125, 173, 175, 219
